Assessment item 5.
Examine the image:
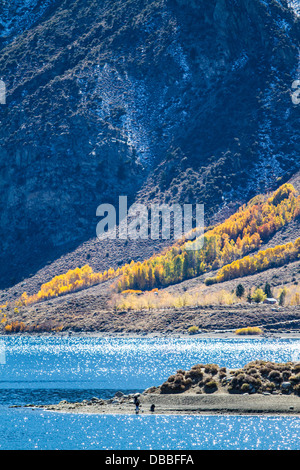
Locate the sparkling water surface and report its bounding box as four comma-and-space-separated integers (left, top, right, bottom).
0, 335, 300, 450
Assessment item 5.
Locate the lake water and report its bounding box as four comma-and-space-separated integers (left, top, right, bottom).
1, 335, 300, 450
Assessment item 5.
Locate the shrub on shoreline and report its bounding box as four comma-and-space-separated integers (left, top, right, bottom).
154, 360, 300, 395
4, 320, 63, 334
235, 326, 263, 335
188, 326, 199, 335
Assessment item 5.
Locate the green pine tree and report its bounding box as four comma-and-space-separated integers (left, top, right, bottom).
264, 283, 272, 298
236, 283, 245, 298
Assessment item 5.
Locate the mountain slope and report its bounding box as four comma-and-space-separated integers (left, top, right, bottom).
1, 179, 299, 336
113, 183, 300, 291
1, 182, 296, 306
0, 0, 299, 288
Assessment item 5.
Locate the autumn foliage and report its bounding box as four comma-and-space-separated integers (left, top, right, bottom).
115, 183, 300, 291
207, 237, 300, 284
17, 264, 118, 306
235, 327, 263, 335
15, 183, 300, 306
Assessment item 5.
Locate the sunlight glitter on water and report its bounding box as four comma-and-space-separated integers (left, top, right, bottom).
1, 336, 300, 449
1, 410, 300, 450
1, 336, 300, 390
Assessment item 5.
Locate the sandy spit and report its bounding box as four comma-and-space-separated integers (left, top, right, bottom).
24, 393, 300, 416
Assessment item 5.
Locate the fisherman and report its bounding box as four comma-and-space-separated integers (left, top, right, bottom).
134, 394, 140, 413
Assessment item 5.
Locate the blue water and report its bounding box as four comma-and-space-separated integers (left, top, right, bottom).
1, 335, 300, 450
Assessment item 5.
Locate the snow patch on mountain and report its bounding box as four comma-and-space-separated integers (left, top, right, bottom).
77, 63, 155, 165
78, 55, 190, 167
260, 0, 300, 16
0, 0, 55, 42
288, 0, 300, 16
167, 42, 191, 81
76, 7, 192, 167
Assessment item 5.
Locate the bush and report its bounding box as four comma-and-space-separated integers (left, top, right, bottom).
241, 383, 250, 392
246, 368, 260, 379
293, 383, 300, 395
260, 366, 271, 376
235, 326, 263, 335
290, 373, 300, 384
282, 370, 291, 381
160, 360, 300, 396
252, 288, 267, 303
204, 380, 218, 392
191, 364, 205, 370
4, 324, 12, 333
4, 321, 26, 333
268, 370, 282, 382
188, 325, 199, 335
264, 381, 275, 392
187, 369, 203, 381
184, 378, 193, 387
174, 374, 184, 384
205, 278, 218, 286
204, 364, 219, 375
121, 289, 143, 294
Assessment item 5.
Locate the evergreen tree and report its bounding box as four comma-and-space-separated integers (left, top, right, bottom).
279, 288, 286, 306
264, 282, 272, 298
236, 283, 245, 298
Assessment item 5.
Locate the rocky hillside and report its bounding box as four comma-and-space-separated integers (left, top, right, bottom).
0, 0, 299, 288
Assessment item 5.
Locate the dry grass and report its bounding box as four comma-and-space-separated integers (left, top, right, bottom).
113, 283, 300, 312
114, 289, 239, 311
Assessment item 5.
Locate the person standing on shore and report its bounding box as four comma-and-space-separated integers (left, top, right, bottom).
134, 394, 140, 414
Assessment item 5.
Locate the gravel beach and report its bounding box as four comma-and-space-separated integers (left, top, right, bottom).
27, 392, 300, 416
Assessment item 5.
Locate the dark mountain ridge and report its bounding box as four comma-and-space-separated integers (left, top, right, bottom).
0, 0, 299, 288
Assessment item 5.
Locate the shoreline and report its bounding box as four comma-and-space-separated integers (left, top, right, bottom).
21, 359, 300, 416
2, 297, 300, 338
6, 338, 300, 416
2, 330, 300, 339
27, 393, 300, 416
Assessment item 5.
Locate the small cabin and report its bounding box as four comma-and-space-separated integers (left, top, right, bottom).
263, 298, 277, 305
